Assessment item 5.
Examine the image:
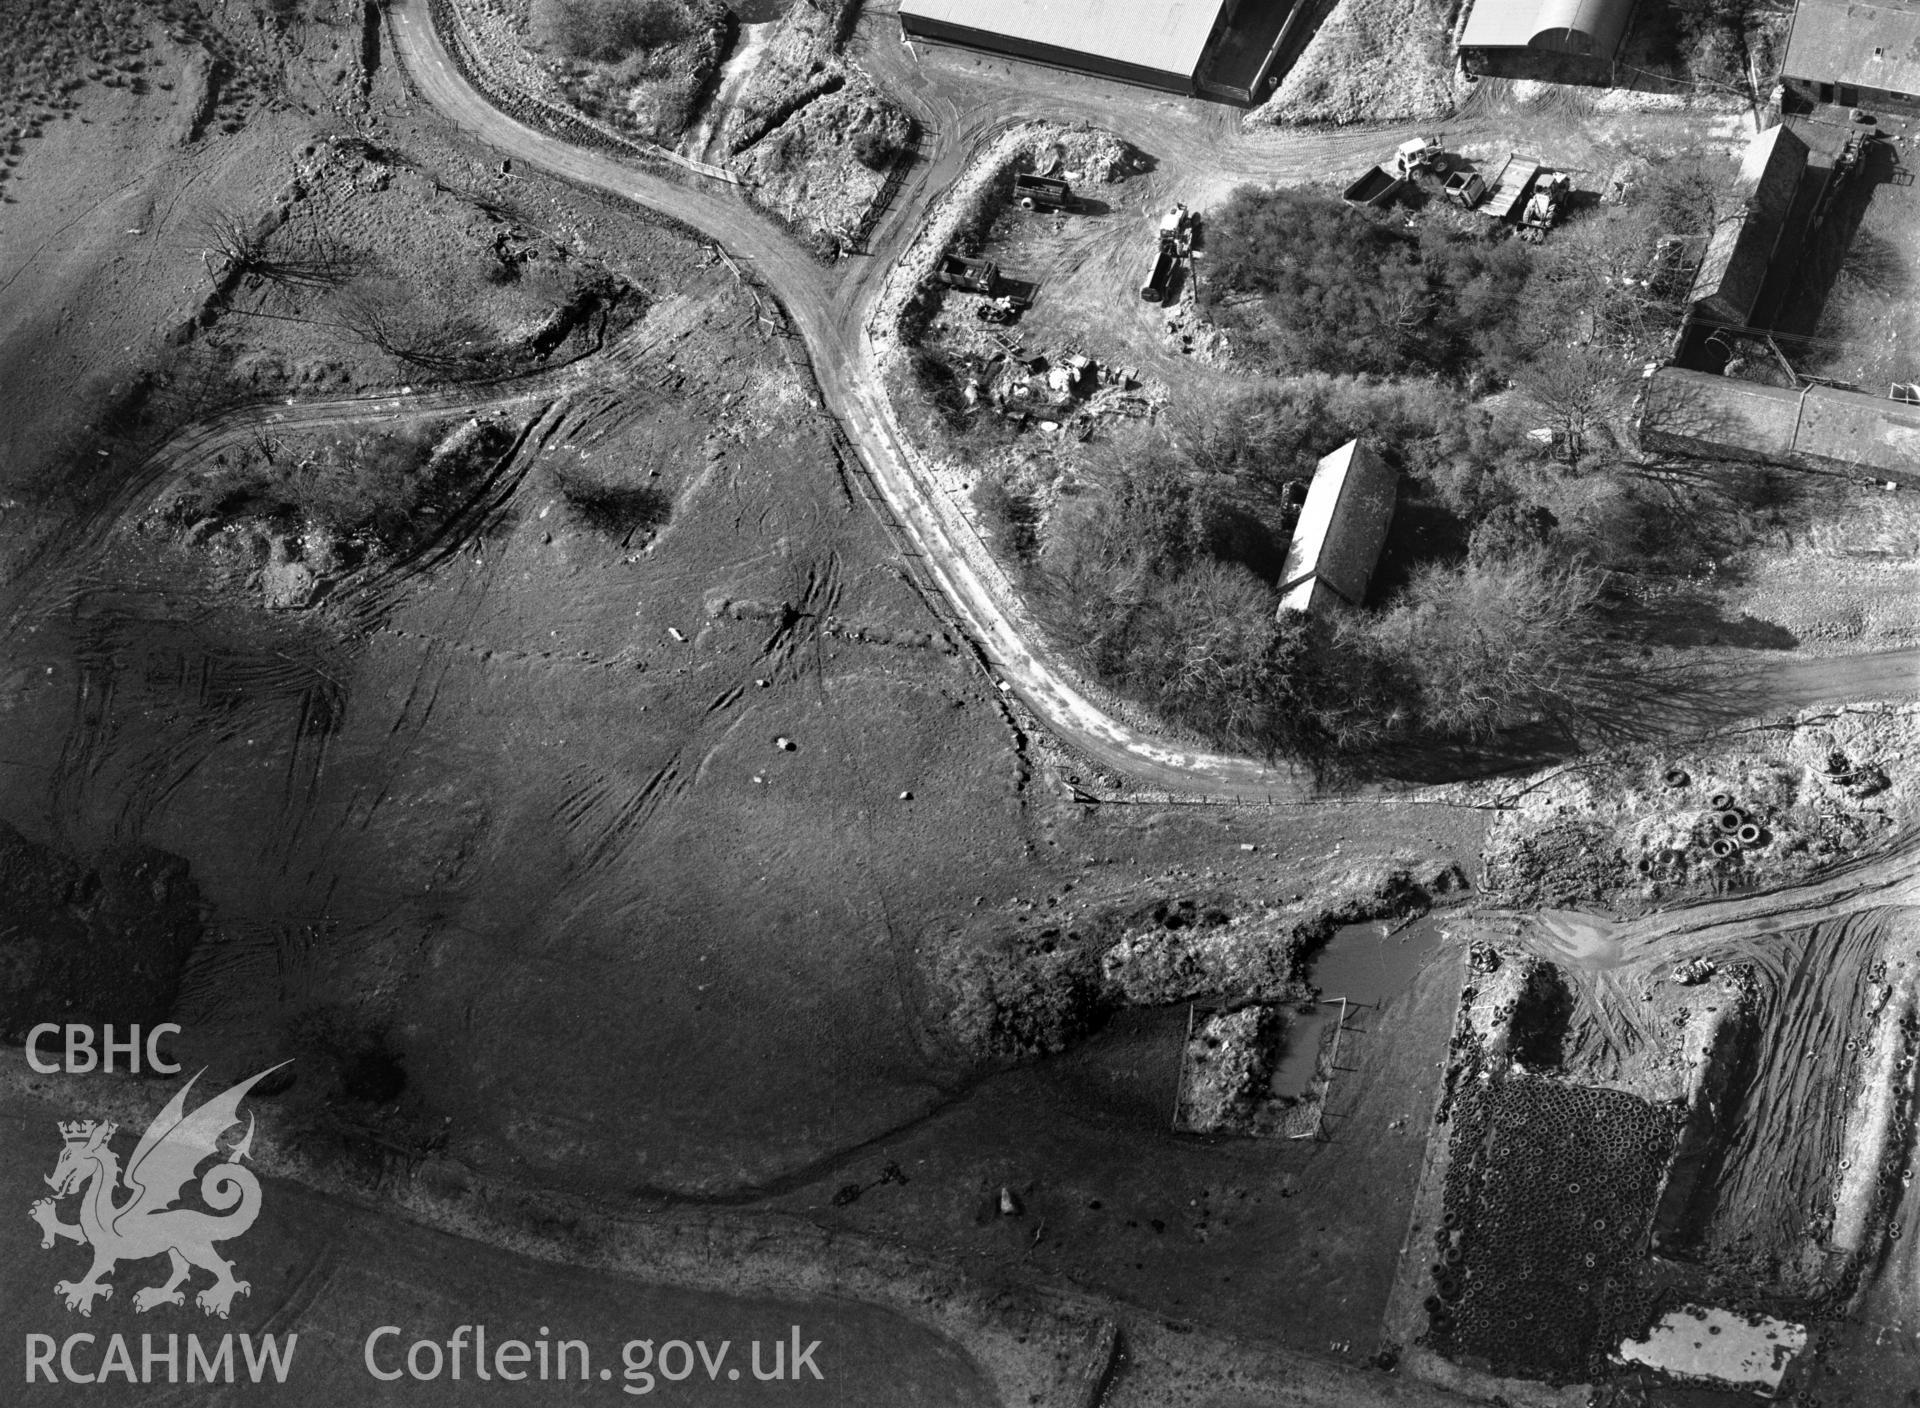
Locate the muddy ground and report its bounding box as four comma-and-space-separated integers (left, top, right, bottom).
774, 939, 1466, 1366
2, 251, 1048, 1198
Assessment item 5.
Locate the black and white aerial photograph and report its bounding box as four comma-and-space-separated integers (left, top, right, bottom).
2, 0, 1917, 1402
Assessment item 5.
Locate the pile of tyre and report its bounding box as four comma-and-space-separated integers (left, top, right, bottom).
1648, 776, 1774, 873
1427, 1070, 1676, 1382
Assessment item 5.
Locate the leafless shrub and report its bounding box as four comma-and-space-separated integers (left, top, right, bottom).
1369, 547, 1606, 739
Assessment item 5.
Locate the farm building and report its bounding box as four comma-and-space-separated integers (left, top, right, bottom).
1458, 0, 1636, 59
1782, 0, 1920, 112
1639, 367, 1920, 486
897, 0, 1229, 95
1277, 440, 1398, 616
1688, 124, 1809, 327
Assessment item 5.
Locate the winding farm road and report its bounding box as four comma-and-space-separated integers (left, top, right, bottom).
384, 2, 1920, 803
383, 0, 1364, 802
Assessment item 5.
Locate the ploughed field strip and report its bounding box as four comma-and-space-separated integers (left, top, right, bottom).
1690, 911, 1883, 1257
1430, 1069, 1675, 1381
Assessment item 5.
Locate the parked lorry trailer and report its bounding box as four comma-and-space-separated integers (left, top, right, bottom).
1342, 165, 1405, 208
1140, 240, 1179, 303
935, 253, 997, 293
1342, 136, 1442, 208
1139, 205, 1195, 303
1443, 170, 1487, 208
935, 251, 1038, 320
1477, 153, 1542, 221
1013, 173, 1072, 211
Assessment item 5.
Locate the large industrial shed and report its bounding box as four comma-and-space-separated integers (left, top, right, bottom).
1640, 367, 1920, 486
1782, 0, 1920, 112
897, 0, 1228, 95
1277, 440, 1398, 616
1688, 124, 1809, 327
1458, 0, 1636, 59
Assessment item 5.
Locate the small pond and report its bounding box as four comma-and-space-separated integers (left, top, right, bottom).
1269, 911, 1449, 1097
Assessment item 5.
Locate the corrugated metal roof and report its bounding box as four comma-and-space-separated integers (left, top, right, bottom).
1640, 367, 1920, 483
1640, 369, 1804, 461
1689, 124, 1809, 326
1276, 440, 1397, 615
1797, 386, 1920, 475
898, 0, 1223, 77
1459, 0, 1634, 55
1784, 0, 1920, 95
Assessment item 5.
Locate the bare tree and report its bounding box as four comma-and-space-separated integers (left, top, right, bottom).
1512, 345, 1632, 464
1370, 547, 1606, 739
193, 204, 354, 288
193, 203, 270, 282
332, 277, 493, 371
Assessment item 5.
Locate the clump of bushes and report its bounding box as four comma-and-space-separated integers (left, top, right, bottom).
546, 0, 695, 62
1667, 0, 1782, 91
161, 418, 516, 561
551, 463, 672, 537
286, 1006, 407, 1106
1024, 372, 1702, 761
851, 103, 914, 171
1200, 185, 1534, 378
281, 427, 440, 540
541, 0, 729, 141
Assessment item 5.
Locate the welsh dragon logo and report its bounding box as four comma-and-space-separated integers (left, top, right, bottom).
28, 1064, 286, 1318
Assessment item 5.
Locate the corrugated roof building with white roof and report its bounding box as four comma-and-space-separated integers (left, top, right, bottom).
898, 0, 1227, 94
1276, 440, 1398, 617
